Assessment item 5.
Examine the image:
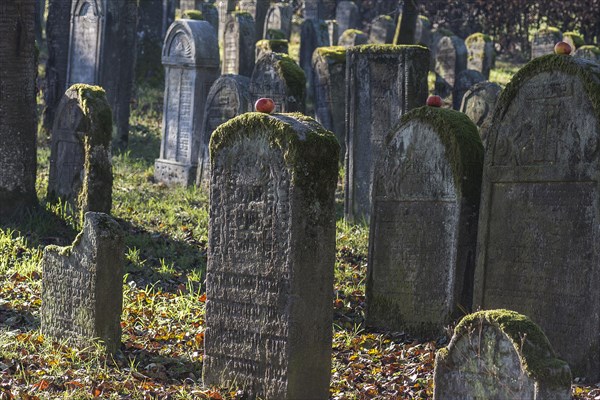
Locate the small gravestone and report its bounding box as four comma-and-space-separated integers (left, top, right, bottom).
574, 45, 600, 62
367, 107, 483, 335
452, 69, 485, 110
312, 46, 347, 160
203, 112, 339, 399
345, 45, 430, 222
435, 35, 468, 99
338, 29, 368, 47
300, 19, 329, 115
255, 39, 289, 61
155, 19, 220, 186
369, 15, 395, 44
460, 81, 502, 131
474, 55, 600, 380
196, 74, 251, 186
238, 0, 269, 42
250, 52, 306, 113
222, 12, 256, 77
48, 84, 113, 216
263, 3, 292, 39
434, 310, 572, 400
465, 33, 495, 79
41, 212, 124, 354
335, 1, 360, 41
531, 27, 562, 59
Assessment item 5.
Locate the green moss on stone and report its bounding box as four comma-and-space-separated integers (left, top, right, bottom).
379, 15, 393, 22
418, 15, 430, 23
398, 106, 483, 202
256, 39, 289, 55
274, 53, 306, 103
181, 10, 204, 20
563, 31, 585, 47
233, 11, 252, 18
266, 28, 286, 40
538, 26, 561, 35
454, 310, 572, 388
352, 44, 428, 55
341, 29, 365, 38
316, 46, 347, 63
465, 32, 492, 46
437, 28, 455, 37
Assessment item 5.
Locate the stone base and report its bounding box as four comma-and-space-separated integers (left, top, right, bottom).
154, 159, 197, 186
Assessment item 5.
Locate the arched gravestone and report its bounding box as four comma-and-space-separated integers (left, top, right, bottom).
460, 80, 502, 132
474, 55, 600, 380
335, 1, 360, 41
434, 310, 572, 400
338, 29, 368, 47
48, 84, 113, 215
575, 45, 600, 63
465, 33, 495, 79
367, 107, 483, 336
452, 69, 485, 110
250, 52, 306, 113
196, 75, 251, 186
154, 19, 220, 186
263, 3, 292, 39
369, 15, 395, 44
345, 45, 429, 222
222, 12, 256, 77
203, 113, 339, 399
435, 35, 468, 99
531, 27, 562, 59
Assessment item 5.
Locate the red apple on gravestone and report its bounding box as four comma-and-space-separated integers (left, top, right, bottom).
426, 95, 443, 108
255, 98, 275, 114
554, 41, 572, 55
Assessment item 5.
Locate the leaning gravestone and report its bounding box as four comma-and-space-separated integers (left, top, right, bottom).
48, 84, 113, 216
263, 3, 292, 39
369, 15, 395, 44
434, 310, 572, 400
474, 54, 600, 380
531, 27, 562, 59
196, 74, 251, 186
255, 39, 289, 61
335, 1, 360, 41
435, 35, 468, 99
238, 0, 269, 42
460, 81, 502, 131
250, 52, 306, 113
203, 112, 339, 399
345, 45, 429, 222
574, 45, 600, 63
41, 212, 124, 354
452, 69, 485, 110
465, 33, 495, 79
338, 29, 369, 47
155, 19, 220, 186
222, 12, 256, 77
367, 106, 483, 335
312, 46, 347, 159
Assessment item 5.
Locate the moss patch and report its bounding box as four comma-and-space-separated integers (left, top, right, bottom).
266, 28, 286, 40
340, 29, 365, 38
563, 31, 585, 47
351, 44, 428, 55
274, 53, 306, 103
256, 39, 289, 55
465, 32, 492, 46
538, 26, 561, 35
418, 15, 430, 24
578, 45, 600, 56
315, 46, 347, 63
181, 10, 203, 20
233, 11, 252, 18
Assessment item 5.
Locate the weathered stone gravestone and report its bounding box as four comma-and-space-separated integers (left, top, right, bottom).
460, 81, 502, 131
531, 27, 562, 59
48, 84, 113, 215
217, 0, 236, 49
336, 1, 360, 41
300, 19, 329, 115
203, 112, 339, 399
435, 35, 468, 99
238, 0, 269, 42
452, 69, 485, 110
263, 3, 292, 39
41, 212, 124, 354
369, 15, 395, 44
474, 55, 600, 380
338, 29, 369, 47
155, 19, 220, 186
434, 310, 572, 400
325, 20, 339, 46
196, 74, 251, 186
66, 0, 137, 147
574, 45, 600, 63
465, 33, 495, 79
312, 46, 347, 160
345, 45, 430, 222
250, 52, 306, 113
222, 12, 256, 77
367, 106, 483, 336
255, 39, 289, 61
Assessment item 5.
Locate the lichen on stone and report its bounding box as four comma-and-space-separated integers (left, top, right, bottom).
315, 46, 347, 63
465, 32, 492, 45
351, 44, 428, 55
181, 10, 203, 20
577, 45, 600, 56
563, 31, 585, 47
274, 53, 306, 103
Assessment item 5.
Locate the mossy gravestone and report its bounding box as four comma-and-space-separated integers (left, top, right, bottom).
250, 52, 306, 113
531, 27, 562, 59
465, 33, 495, 79
41, 212, 124, 354
460, 81, 502, 131
474, 55, 600, 380
338, 29, 368, 47
203, 113, 339, 399
434, 310, 572, 400
345, 45, 429, 222
367, 107, 483, 336
48, 84, 113, 216
369, 15, 395, 44
222, 12, 255, 77
196, 74, 251, 187
255, 39, 289, 61
154, 19, 219, 186
435, 35, 468, 100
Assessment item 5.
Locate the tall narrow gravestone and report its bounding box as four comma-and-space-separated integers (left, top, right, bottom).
41, 212, 124, 354
264, 3, 292, 39
335, 1, 360, 41
435, 35, 468, 100
196, 75, 251, 186
299, 19, 329, 115
465, 33, 495, 79
367, 107, 483, 335
154, 19, 219, 186
48, 84, 113, 215
434, 310, 572, 400
217, 0, 236, 50
222, 12, 256, 77
531, 27, 562, 59
238, 0, 269, 42
203, 112, 339, 399
345, 45, 429, 222
474, 55, 600, 380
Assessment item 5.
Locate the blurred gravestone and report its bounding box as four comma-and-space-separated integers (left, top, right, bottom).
434, 35, 468, 100
304, 0, 324, 20
255, 39, 289, 61
465, 33, 495, 79
574, 45, 600, 63
222, 12, 256, 77
531, 27, 562, 59
325, 20, 339, 46
336, 1, 360, 41
369, 15, 395, 44
460, 81, 501, 134
203, 112, 339, 399
264, 3, 292, 39
562, 32, 584, 53
452, 69, 485, 110
338, 29, 368, 47
238, 0, 269, 42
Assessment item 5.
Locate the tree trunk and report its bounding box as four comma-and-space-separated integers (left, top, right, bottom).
394, 0, 418, 45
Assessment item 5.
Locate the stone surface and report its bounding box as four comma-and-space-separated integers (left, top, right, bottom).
41, 212, 124, 354
369, 15, 395, 44
255, 39, 289, 61
263, 3, 292, 39
474, 55, 600, 380
304, 0, 324, 20
345, 45, 430, 222
196, 74, 251, 186
48, 85, 113, 216
338, 29, 368, 47
335, 1, 360, 41
238, 0, 269, 41
250, 52, 306, 113
299, 19, 329, 116
460, 81, 502, 131
367, 107, 483, 336
574, 45, 600, 63
222, 12, 256, 77
435, 35, 468, 99
154, 19, 220, 186
452, 69, 485, 110
466, 33, 495, 79
434, 310, 572, 400
325, 20, 339, 46
217, 0, 236, 49
203, 112, 339, 399
531, 28, 562, 59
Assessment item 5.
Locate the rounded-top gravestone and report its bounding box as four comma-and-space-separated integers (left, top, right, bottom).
465, 32, 495, 79
434, 35, 468, 99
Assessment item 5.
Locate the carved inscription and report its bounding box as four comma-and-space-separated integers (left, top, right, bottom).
223, 21, 238, 74
163, 68, 193, 162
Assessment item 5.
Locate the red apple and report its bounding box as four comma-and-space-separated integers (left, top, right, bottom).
554, 41, 572, 55
426, 95, 443, 107
255, 97, 275, 113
